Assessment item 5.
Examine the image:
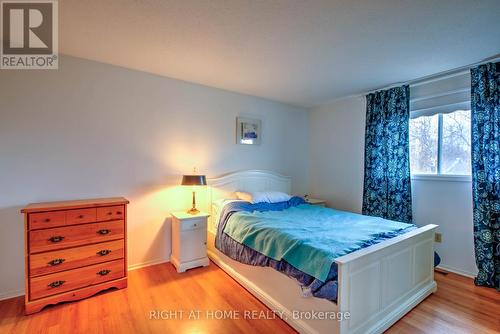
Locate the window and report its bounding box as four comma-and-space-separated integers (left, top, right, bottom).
409, 114, 438, 174
410, 109, 471, 175
409, 71, 471, 177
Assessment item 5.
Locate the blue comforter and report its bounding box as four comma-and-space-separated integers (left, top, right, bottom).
215, 197, 416, 301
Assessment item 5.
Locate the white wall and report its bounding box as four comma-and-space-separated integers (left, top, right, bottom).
309, 96, 477, 277
309, 96, 366, 213
412, 177, 476, 276
0, 55, 309, 299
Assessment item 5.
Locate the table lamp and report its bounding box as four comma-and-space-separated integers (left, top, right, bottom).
181, 174, 207, 214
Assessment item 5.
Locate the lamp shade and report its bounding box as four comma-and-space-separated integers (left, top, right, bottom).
181, 175, 207, 186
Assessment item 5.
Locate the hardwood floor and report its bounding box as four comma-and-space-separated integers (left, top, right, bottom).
0, 262, 498, 334
388, 269, 500, 334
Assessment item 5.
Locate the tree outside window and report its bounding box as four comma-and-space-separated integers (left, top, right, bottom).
410, 110, 471, 175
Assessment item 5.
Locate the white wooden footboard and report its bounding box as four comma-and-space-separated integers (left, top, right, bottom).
208, 224, 437, 334
335, 224, 438, 334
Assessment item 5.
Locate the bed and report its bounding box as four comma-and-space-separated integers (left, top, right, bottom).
207, 170, 437, 334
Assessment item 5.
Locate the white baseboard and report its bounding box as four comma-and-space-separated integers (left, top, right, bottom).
0, 289, 24, 301
436, 264, 477, 278
0, 256, 171, 302
127, 256, 171, 271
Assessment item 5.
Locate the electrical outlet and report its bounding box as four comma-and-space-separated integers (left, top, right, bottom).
435, 233, 442, 243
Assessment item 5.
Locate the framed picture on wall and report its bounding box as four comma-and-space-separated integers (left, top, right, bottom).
236, 117, 261, 145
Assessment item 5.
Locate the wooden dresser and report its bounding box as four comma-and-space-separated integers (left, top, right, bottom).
21, 197, 129, 314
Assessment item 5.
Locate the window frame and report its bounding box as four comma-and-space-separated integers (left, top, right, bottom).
410, 110, 471, 181
411, 173, 471, 182
437, 113, 444, 174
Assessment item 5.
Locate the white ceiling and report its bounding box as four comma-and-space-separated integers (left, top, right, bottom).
60, 0, 500, 108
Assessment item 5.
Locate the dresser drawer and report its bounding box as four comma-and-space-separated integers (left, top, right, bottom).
97, 205, 125, 222
29, 211, 66, 230
29, 208, 98, 230
29, 220, 125, 254
181, 218, 206, 231
29, 239, 125, 277
66, 208, 97, 226
30, 259, 125, 300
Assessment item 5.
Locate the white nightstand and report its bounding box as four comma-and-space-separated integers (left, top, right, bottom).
171, 211, 210, 273
305, 198, 327, 207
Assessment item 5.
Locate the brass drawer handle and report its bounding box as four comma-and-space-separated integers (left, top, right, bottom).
97, 229, 110, 235
97, 269, 111, 276
48, 236, 65, 243
48, 258, 65, 266
48, 280, 65, 288
97, 249, 111, 256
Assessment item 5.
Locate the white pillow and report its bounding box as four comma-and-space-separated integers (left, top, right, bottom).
235, 191, 292, 204
235, 191, 253, 202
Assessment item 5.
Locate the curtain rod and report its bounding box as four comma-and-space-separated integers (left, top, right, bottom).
362, 54, 500, 96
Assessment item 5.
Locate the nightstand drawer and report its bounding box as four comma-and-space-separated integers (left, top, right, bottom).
305, 198, 326, 207
29, 239, 125, 277
181, 219, 206, 231
30, 259, 125, 300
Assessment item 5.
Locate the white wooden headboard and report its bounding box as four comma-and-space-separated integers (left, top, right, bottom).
206, 170, 291, 232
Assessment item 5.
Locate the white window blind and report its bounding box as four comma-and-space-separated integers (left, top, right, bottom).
410, 71, 471, 118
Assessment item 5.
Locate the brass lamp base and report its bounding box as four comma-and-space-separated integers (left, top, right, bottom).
187, 207, 200, 215
186, 190, 200, 215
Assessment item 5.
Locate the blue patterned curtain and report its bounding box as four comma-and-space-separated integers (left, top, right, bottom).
362, 85, 412, 224
471, 61, 500, 290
